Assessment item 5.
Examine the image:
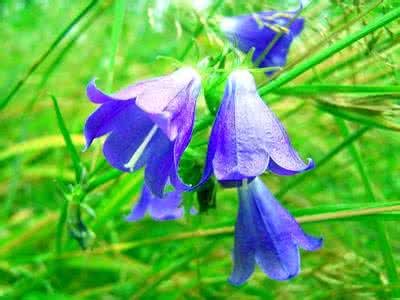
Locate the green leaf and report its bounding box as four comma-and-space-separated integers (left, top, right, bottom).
51, 95, 83, 182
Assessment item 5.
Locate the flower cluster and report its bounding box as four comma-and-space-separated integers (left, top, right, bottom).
84, 9, 322, 285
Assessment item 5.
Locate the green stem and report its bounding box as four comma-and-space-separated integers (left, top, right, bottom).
178, 0, 225, 60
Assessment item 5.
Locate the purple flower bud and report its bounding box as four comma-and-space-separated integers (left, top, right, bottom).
199, 70, 313, 187
83, 67, 201, 197
229, 177, 322, 285
220, 11, 304, 74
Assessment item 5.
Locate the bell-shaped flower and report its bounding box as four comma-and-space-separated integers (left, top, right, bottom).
220, 11, 304, 73
229, 177, 322, 285
83, 67, 201, 197
126, 184, 186, 221
200, 70, 313, 187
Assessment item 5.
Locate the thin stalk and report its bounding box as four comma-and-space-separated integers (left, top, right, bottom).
47, 203, 400, 259
258, 6, 400, 96
336, 119, 399, 297
0, 0, 98, 110
276, 126, 369, 198
179, 0, 225, 60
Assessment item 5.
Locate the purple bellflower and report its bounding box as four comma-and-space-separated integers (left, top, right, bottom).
126, 183, 188, 221
199, 70, 314, 187
229, 177, 322, 285
220, 11, 304, 73
84, 67, 201, 197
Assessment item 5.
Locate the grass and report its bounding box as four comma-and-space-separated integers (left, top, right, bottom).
0, 0, 399, 299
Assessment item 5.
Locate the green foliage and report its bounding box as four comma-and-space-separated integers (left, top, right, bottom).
0, 0, 399, 299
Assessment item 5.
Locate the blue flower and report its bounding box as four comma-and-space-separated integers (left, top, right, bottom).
229, 177, 322, 285
83, 67, 201, 197
220, 11, 304, 73
126, 183, 194, 221
199, 70, 313, 187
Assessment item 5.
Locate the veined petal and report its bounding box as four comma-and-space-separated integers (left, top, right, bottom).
207, 71, 271, 184
252, 178, 322, 251
134, 67, 201, 140
230, 178, 322, 284
229, 186, 256, 286
220, 11, 304, 74
251, 178, 322, 279
84, 67, 201, 196
250, 178, 300, 280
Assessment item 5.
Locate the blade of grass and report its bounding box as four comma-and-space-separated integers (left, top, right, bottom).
270, 0, 385, 83
48, 202, 400, 259
55, 197, 69, 255
276, 126, 370, 198
92, 173, 142, 230
0, 0, 98, 110
274, 84, 400, 96
51, 95, 83, 182
0, 135, 85, 162
258, 6, 400, 96
336, 119, 399, 297
85, 169, 122, 193
24, 3, 108, 114
107, 0, 126, 91
316, 101, 400, 132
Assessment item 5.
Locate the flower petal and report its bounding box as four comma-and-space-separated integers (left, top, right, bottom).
220, 12, 304, 74
102, 104, 155, 172
134, 67, 201, 140
250, 178, 321, 279
208, 71, 271, 183
86, 79, 151, 104
125, 185, 151, 222
144, 133, 174, 198
149, 189, 184, 221
229, 187, 257, 286
249, 178, 300, 280
83, 99, 135, 149
84, 67, 201, 196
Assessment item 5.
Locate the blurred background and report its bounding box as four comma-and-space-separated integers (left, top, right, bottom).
0, 0, 400, 299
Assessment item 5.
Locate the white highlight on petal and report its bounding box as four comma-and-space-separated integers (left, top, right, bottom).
219, 17, 238, 34
230, 70, 257, 93
124, 125, 158, 171
172, 66, 201, 83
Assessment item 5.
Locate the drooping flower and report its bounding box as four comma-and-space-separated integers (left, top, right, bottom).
84, 67, 201, 197
220, 11, 304, 73
126, 183, 188, 221
199, 70, 313, 187
229, 177, 322, 285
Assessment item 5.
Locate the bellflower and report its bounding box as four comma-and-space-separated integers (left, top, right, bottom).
220, 11, 304, 73
229, 177, 322, 285
84, 67, 201, 197
126, 184, 186, 221
199, 70, 313, 187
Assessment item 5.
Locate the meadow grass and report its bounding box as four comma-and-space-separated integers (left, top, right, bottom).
0, 0, 399, 299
